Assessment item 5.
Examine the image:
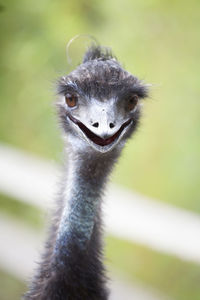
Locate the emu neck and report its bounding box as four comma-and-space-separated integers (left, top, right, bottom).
54, 148, 119, 262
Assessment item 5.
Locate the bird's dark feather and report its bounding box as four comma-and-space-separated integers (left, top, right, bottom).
24, 44, 149, 300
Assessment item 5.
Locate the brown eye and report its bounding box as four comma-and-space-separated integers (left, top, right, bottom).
128, 94, 138, 111
65, 94, 77, 108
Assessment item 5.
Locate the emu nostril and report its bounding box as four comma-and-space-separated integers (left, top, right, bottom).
109, 123, 115, 129
92, 122, 99, 128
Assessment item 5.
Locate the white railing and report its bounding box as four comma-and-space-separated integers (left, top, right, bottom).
2, 143, 199, 300
1, 143, 200, 264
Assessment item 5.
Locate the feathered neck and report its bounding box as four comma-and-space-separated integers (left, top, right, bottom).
54, 147, 119, 264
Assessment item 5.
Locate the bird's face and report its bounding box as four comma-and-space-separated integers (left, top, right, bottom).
57, 60, 148, 153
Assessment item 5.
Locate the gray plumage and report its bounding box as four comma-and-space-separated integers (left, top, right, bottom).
24, 44, 149, 300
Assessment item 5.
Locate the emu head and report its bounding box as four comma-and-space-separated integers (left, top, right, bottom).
57, 46, 148, 153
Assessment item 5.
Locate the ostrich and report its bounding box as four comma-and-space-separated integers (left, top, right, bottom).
24, 44, 148, 300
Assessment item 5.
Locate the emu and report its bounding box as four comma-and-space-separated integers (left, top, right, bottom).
24, 44, 148, 300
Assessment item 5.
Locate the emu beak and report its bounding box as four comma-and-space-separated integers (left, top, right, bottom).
68, 113, 132, 152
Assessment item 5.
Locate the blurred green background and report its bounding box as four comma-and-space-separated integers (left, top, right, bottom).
0, 0, 200, 299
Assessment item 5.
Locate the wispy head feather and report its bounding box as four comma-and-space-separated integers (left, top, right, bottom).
82, 45, 116, 63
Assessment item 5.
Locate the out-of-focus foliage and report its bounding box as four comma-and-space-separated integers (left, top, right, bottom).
0, 194, 43, 228
0, 270, 26, 300
106, 236, 200, 300
0, 0, 200, 212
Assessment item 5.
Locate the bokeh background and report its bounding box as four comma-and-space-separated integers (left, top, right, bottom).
0, 0, 200, 299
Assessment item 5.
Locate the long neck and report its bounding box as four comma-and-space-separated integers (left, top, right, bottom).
25, 148, 120, 300
54, 149, 118, 263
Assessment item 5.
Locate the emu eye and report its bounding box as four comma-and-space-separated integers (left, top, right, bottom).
65, 94, 77, 108
128, 94, 138, 111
